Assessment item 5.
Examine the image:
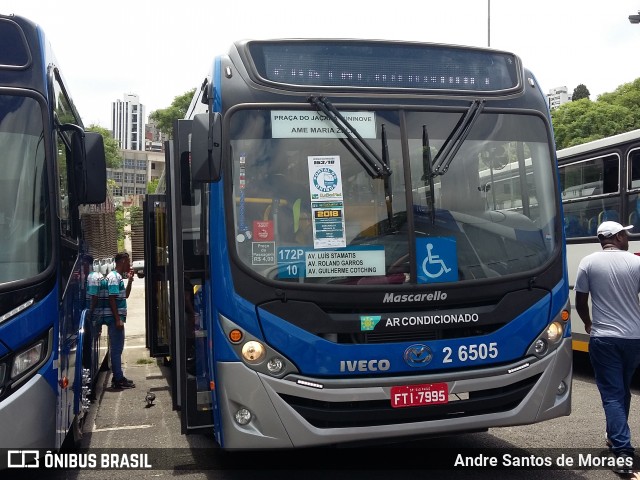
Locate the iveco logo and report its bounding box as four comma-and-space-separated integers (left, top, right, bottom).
403, 344, 433, 367
339, 359, 390, 372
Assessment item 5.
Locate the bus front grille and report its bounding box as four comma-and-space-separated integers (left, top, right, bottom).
278, 374, 540, 429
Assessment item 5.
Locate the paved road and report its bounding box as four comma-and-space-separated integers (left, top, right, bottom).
37, 279, 640, 479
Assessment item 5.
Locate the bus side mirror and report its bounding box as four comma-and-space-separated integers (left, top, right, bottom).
191, 112, 222, 182
62, 125, 106, 205
82, 132, 107, 204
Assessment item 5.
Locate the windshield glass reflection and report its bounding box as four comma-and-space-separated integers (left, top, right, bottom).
229, 109, 557, 286
0, 95, 49, 283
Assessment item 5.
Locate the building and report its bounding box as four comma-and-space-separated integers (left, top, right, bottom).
145, 117, 167, 152
547, 86, 572, 110
107, 149, 165, 207
112, 93, 146, 151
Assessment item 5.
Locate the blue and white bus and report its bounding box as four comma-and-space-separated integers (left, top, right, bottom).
145, 39, 572, 448
0, 14, 107, 451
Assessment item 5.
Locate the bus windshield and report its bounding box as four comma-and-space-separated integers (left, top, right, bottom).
0, 95, 49, 283
230, 108, 557, 285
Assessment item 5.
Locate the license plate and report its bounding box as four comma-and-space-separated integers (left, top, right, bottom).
390, 382, 449, 408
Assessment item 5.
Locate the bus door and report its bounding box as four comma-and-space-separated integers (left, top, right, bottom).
143, 194, 171, 358
168, 119, 214, 433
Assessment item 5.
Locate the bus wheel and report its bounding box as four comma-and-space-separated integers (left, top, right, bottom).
99, 349, 111, 372
61, 416, 84, 451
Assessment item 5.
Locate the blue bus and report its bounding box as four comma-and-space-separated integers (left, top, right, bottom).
145, 39, 572, 448
0, 14, 107, 451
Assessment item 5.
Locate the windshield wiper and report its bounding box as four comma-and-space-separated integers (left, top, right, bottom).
381, 124, 394, 230
431, 99, 484, 176
309, 96, 391, 179
422, 125, 436, 225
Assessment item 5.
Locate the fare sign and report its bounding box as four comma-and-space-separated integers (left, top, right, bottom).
390, 383, 449, 408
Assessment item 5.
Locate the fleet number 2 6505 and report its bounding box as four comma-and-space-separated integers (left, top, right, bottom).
442, 342, 498, 363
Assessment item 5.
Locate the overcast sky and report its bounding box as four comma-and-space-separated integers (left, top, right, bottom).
3, 1, 640, 127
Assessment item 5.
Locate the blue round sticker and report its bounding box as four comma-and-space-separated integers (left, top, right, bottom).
313, 168, 338, 192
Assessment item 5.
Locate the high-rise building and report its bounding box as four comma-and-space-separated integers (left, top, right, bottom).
546, 86, 572, 110
112, 93, 146, 151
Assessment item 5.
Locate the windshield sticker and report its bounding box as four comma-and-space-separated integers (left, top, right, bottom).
253, 220, 274, 242
276, 246, 384, 278
252, 242, 276, 265
416, 237, 459, 284
305, 247, 385, 277
277, 247, 309, 278
311, 204, 345, 249
271, 111, 376, 138
308, 156, 346, 248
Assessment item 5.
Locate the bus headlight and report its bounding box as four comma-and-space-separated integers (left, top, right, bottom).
241, 341, 266, 364
557, 380, 568, 396
528, 320, 565, 358
266, 357, 285, 374
545, 321, 564, 344
219, 314, 298, 378
234, 407, 252, 425
11, 340, 44, 379
534, 339, 547, 355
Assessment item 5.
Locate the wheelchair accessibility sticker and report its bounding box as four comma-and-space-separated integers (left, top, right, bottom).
416, 237, 458, 284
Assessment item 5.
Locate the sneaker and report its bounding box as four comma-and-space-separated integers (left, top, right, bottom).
112, 377, 135, 389
611, 453, 634, 475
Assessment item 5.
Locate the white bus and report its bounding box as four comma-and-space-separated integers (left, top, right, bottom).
557, 129, 640, 351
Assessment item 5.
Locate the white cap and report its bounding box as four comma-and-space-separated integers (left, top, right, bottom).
596, 221, 633, 237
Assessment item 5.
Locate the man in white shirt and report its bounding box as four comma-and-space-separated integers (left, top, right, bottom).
575, 221, 640, 475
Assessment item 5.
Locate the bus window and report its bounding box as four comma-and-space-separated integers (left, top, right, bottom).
628, 149, 640, 190
560, 154, 620, 238
627, 149, 640, 232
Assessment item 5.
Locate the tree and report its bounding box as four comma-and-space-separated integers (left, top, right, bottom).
129, 205, 143, 228
551, 98, 635, 149
149, 89, 196, 137
115, 204, 126, 251
87, 124, 122, 169
572, 84, 590, 101
597, 78, 640, 125
147, 178, 159, 194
